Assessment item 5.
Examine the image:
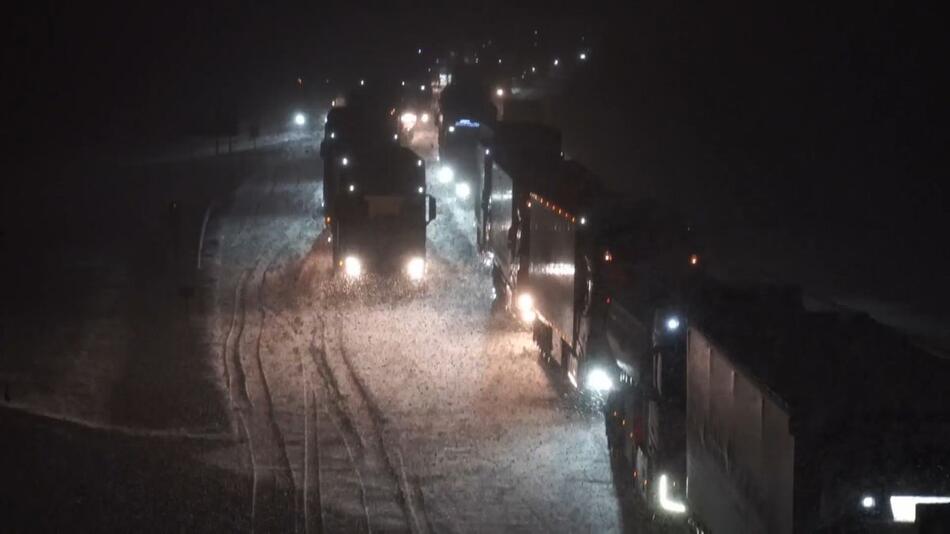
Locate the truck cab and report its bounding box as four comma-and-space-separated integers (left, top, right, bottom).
331, 144, 436, 282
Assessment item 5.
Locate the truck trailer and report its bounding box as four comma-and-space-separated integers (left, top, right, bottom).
685, 287, 950, 532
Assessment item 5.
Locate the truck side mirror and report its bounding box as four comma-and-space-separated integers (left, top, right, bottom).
427, 195, 437, 225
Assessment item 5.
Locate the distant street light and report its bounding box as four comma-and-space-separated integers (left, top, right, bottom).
294, 113, 306, 126
495, 88, 504, 97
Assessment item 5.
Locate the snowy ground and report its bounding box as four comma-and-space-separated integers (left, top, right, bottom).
0, 130, 678, 532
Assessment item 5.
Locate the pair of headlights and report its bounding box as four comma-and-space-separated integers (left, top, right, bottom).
342, 256, 425, 282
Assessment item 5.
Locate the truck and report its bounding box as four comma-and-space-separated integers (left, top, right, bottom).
684, 285, 950, 532
482, 122, 702, 397
329, 141, 436, 281
437, 74, 497, 206
320, 88, 401, 215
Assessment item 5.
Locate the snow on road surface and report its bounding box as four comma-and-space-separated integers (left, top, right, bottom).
1, 134, 678, 532
216, 137, 678, 531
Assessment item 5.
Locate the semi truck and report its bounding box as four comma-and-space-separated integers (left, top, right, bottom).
437, 75, 497, 206
685, 286, 950, 532
329, 142, 436, 281
482, 122, 701, 396
320, 89, 401, 215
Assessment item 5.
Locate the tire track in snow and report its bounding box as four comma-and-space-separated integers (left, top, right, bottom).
309, 320, 372, 533
328, 311, 431, 534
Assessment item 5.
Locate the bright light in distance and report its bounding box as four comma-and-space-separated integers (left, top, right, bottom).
417, 159, 423, 167
348, 184, 355, 192
419, 84, 426, 92
401, 80, 406, 86
657, 474, 687, 514
294, 113, 306, 126
341, 157, 349, 166
393, 134, 399, 140
406, 257, 425, 281
579, 217, 587, 225
359, 79, 365, 86
448, 125, 455, 133
666, 317, 681, 331
861, 496, 876, 509
437, 166, 454, 183
579, 52, 587, 60
553, 58, 559, 66
417, 48, 422, 55
690, 254, 700, 266
531, 66, 536, 73
324, 115, 329, 124
890, 496, 950, 523
420, 112, 430, 123
455, 181, 471, 199
496, 88, 504, 97
330, 132, 336, 139
484, 148, 491, 156
400, 112, 418, 130
343, 256, 362, 279
417, 186, 424, 194
585, 368, 613, 392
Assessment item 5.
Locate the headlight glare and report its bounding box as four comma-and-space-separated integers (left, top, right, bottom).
343, 256, 362, 279
406, 257, 425, 281
658, 474, 687, 514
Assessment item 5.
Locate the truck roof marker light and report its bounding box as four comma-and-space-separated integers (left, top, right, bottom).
689, 254, 700, 266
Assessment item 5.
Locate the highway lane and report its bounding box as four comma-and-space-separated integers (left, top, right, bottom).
1, 133, 682, 532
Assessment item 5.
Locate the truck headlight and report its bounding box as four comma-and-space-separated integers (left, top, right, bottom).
585, 368, 613, 392
455, 181, 471, 199
666, 317, 681, 332
516, 293, 535, 323
658, 474, 687, 514
406, 257, 425, 281
400, 112, 417, 130
438, 165, 455, 183
343, 256, 362, 279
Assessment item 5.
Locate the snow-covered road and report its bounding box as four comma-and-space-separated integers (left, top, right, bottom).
1, 136, 679, 532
